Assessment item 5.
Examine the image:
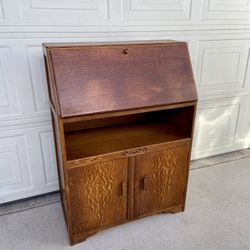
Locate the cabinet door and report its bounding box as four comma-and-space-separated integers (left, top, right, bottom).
68, 158, 128, 235
134, 144, 190, 217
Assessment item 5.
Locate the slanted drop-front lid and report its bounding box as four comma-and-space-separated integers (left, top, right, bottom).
44, 41, 197, 118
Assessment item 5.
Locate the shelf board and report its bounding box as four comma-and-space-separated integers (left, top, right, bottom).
65, 121, 190, 160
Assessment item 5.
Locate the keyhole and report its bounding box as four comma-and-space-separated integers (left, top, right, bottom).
123, 49, 128, 54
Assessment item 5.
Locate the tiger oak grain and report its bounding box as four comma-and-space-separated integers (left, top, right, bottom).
43, 41, 197, 245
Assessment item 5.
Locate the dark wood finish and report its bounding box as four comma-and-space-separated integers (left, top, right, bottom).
44, 41, 197, 118
43, 41, 198, 245
62, 101, 196, 124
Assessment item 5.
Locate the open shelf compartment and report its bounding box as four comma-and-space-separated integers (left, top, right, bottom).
64, 106, 194, 161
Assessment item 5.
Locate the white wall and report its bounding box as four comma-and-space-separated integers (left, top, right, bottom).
0, 0, 250, 203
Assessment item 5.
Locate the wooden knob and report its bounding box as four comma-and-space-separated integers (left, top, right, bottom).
121, 182, 127, 196
142, 177, 148, 191
123, 49, 128, 54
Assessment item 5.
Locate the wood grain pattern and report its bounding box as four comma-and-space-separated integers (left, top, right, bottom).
66, 139, 191, 169
127, 157, 135, 220
68, 158, 128, 235
135, 144, 190, 216
44, 41, 197, 118
43, 41, 198, 245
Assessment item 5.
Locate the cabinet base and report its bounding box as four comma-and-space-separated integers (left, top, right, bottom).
70, 231, 97, 245
69, 204, 184, 245
162, 204, 184, 214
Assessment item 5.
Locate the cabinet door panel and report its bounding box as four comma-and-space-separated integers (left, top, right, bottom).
68, 158, 128, 235
135, 144, 190, 216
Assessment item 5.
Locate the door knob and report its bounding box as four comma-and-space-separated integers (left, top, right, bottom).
142, 177, 148, 191
121, 182, 127, 197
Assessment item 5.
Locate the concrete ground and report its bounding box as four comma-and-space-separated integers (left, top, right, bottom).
0, 150, 250, 250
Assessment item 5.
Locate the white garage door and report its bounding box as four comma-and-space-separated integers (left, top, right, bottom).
0, 0, 250, 203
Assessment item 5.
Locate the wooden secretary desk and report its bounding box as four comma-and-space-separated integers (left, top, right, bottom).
43, 41, 198, 245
